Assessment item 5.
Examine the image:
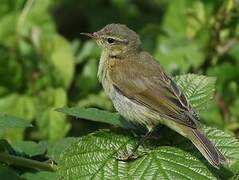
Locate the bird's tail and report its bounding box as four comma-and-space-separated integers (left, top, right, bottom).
188, 129, 226, 168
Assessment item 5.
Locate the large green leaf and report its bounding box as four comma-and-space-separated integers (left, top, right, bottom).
174, 74, 216, 112
58, 127, 239, 179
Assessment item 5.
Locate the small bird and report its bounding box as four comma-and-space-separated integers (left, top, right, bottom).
81, 24, 226, 168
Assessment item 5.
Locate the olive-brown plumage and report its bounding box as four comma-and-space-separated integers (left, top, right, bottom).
81, 24, 226, 168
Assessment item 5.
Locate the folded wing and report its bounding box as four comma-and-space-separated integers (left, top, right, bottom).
109, 51, 199, 129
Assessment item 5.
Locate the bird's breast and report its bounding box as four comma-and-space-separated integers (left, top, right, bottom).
98, 58, 115, 99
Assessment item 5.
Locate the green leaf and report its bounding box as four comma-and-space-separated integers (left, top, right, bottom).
0, 116, 32, 129
12, 141, 47, 157
59, 128, 239, 179
56, 107, 134, 129
174, 74, 216, 112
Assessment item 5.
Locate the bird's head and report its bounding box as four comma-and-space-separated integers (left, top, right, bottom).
81, 24, 141, 55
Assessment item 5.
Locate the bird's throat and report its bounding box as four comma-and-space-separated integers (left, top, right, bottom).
97, 50, 123, 82
97, 50, 108, 83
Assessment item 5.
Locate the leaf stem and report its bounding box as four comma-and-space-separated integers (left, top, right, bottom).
0, 152, 56, 172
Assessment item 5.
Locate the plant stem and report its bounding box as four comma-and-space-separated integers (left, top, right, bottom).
17, 0, 35, 34
0, 152, 56, 172
200, 0, 234, 72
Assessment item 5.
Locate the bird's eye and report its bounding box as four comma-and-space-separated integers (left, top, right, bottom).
107, 38, 115, 44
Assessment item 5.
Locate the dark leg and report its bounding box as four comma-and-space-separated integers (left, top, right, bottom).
117, 130, 153, 161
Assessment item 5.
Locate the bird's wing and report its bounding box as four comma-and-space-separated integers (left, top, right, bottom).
108, 52, 199, 129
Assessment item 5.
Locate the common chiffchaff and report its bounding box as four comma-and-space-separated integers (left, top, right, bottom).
81, 24, 226, 168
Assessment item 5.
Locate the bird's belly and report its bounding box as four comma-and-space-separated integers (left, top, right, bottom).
111, 89, 158, 129
101, 73, 158, 129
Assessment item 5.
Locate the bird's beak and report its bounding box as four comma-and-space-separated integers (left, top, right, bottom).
80, 32, 98, 39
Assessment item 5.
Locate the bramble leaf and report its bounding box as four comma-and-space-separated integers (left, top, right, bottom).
58, 127, 239, 179
174, 74, 216, 112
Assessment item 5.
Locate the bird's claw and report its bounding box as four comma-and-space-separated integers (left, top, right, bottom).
116, 151, 146, 161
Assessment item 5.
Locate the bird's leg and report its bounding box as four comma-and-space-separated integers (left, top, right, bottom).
117, 129, 153, 161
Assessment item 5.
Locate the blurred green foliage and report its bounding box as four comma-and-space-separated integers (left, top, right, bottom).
0, 0, 239, 179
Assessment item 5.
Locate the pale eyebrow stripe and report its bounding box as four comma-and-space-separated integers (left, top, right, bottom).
102, 36, 129, 44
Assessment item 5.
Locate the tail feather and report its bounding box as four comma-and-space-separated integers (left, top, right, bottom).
190, 129, 226, 168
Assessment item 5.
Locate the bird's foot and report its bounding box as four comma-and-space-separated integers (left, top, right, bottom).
116, 151, 146, 161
